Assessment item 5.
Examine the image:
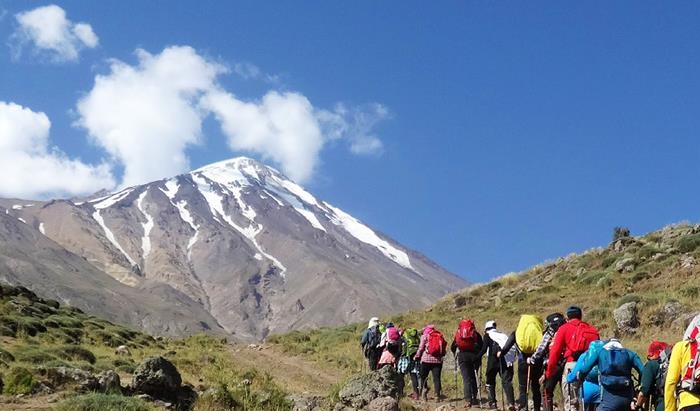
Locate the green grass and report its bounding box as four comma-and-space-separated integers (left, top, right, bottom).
54, 393, 155, 411
4, 366, 37, 395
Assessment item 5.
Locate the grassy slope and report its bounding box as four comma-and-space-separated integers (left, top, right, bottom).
0, 284, 291, 411
268, 223, 700, 379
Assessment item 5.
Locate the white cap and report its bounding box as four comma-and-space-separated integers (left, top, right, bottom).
484, 320, 496, 331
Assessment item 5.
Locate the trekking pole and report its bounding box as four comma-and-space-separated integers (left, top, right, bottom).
454, 353, 459, 400
480, 363, 485, 409
475, 367, 483, 409
525, 362, 531, 406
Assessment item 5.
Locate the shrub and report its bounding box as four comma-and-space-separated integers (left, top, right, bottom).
577, 271, 607, 285
14, 346, 58, 364
600, 256, 618, 269
631, 271, 650, 282
613, 226, 631, 242
680, 287, 700, 298
636, 245, 659, 260
54, 345, 96, 364
618, 294, 641, 306
3, 366, 37, 395
46, 315, 82, 329
676, 234, 700, 253
54, 393, 154, 411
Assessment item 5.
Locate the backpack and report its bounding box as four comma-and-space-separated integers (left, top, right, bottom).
599, 347, 635, 390
655, 345, 673, 398
487, 329, 516, 365
427, 329, 447, 357
366, 326, 381, 351
515, 315, 544, 354
455, 319, 477, 351
569, 321, 600, 357
387, 326, 400, 343
403, 328, 420, 357
678, 338, 700, 395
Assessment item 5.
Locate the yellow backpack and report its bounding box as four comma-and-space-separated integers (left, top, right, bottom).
515, 314, 544, 354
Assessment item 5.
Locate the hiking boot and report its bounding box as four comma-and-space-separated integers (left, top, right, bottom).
436, 394, 447, 403
421, 388, 428, 401
507, 405, 517, 411
488, 402, 498, 409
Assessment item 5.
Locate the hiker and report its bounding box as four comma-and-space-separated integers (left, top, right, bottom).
533, 313, 567, 411
399, 327, 422, 400
378, 322, 402, 369
544, 306, 599, 411
360, 317, 382, 371
575, 338, 643, 411
501, 314, 545, 411
414, 324, 448, 401
664, 321, 700, 411
450, 319, 485, 407
481, 320, 516, 410
566, 339, 605, 411
635, 341, 670, 411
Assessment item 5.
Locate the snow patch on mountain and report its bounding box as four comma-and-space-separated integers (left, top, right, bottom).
92, 188, 135, 209
174, 200, 199, 259
39, 222, 45, 235
161, 179, 179, 200
92, 209, 137, 266
136, 190, 154, 259
191, 173, 287, 277
322, 202, 415, 271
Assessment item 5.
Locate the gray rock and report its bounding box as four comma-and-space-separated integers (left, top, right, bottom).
614, 302, 640, 335
98, 370, 121, 393
290, 395, 327, 411
615, 257, 636, 272
650, 302, 684, 327
366, 396, 399, 411
131, 356, 182, 402
338, 367, 401, 409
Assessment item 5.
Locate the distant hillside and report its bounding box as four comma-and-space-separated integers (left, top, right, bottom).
269, 222, 700, 373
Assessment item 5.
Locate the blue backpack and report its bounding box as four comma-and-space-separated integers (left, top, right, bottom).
598, 348, 634, 390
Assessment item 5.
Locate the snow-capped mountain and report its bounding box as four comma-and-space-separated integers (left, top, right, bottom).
0, 157, 466, 339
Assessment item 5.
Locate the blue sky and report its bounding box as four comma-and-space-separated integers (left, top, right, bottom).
1, 1, 700, 282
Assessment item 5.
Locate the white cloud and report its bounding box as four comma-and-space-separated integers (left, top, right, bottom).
233, 62, 280, 84
76, 45, 388, 187
202, 90, 325, 182
11, 4, 98, 62
0, 101, 114, 199
76, 46, 225, 188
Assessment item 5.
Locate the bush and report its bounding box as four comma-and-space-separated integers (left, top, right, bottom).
14, 346, 58, 364
676, 234, 700, 253
636, 245, 659, 260
577, 271, 607, 285
54, 345, 96, 364
618, 294, 641, 306
3, 366, 37, 395
46, 315, 82, 329
613, 226, 631, 242
54, 393, 154, 411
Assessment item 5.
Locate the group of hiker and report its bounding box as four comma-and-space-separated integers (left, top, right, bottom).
360, 306, 700, 411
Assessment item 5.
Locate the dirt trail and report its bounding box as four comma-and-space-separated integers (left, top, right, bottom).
228, 343, 346, 395
0, 393, 61, 411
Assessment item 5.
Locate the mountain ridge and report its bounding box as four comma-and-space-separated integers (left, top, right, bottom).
0, 156, 466, 340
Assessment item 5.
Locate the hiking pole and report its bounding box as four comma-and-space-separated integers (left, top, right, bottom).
479, 363, 485, 409
525, 362, 531, 409
454, 353, 459, 401
475, 367, 483, 409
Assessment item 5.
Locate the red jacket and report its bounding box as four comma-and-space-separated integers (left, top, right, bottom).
545, 318, 596, 378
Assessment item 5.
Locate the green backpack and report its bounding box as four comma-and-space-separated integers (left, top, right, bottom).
403, 328, 420, 357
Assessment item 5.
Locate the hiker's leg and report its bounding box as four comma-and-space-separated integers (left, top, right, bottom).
562, 361, 578, 411
420, 362, 430, 394
459, 356, 471, 401
462, 359, 475, 402
530, 361, 543, 411
471, 360, 479, 403
503, 364, 516, 407
432, 363, 443, 397
517, 357, 528, 410
409, 362, 420, 395
486, 364, 498, 406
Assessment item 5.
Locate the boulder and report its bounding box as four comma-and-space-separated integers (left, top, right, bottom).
615, 257, 636, 273
366, 396, 399, 411
44, 366, 97, 390
98, 370, 121, 393
115, 345, 131, 356
131, 356, 182, 402
614, 302, 640, 335
338, 366, 401, 409
650, 302, 684, 327
290, 395, 326, 411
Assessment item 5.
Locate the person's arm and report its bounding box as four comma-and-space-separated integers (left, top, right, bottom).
531, 329, 553, 362
415, 334, 426, 360
636, 361, 656, 408
546, 326, 566, 377
631, 351, 645, 378
576, 347, 598, 379
479, 333, 492, 357
665, 343, 684, 411
566, 352, 587, 383
451, 338, 458, 355
500, 332, 516, 357
360, 329, 368, 348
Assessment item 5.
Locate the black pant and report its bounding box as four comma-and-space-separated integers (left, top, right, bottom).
458, 352, 480, 403
405, 359, 420, 394
367, 348, 380, 371
680, 406, 700, 411
420, 362, 443, 396
543, 362, 564, 411
517, 355, 543, 411
486, 357, 515, 406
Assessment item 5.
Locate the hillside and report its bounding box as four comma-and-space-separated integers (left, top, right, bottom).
268, 222, 700, 377
0, 283, 297, 411
1, 157, 465, 340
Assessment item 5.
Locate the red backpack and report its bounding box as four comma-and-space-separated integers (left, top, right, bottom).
455, 319, 477, 351
427, 329, 447, 357
569, 321, 599, 355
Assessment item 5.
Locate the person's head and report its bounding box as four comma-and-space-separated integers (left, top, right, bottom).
647, 341, 669, 360
423, 324, 435, 336
484, 320, 497, 332
368, 317, 379, 328
546, 312, 566, 331
386, 322, 395, 329
566, 305, 582, 320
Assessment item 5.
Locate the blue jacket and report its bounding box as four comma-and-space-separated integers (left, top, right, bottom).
568, 340, 604, 404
